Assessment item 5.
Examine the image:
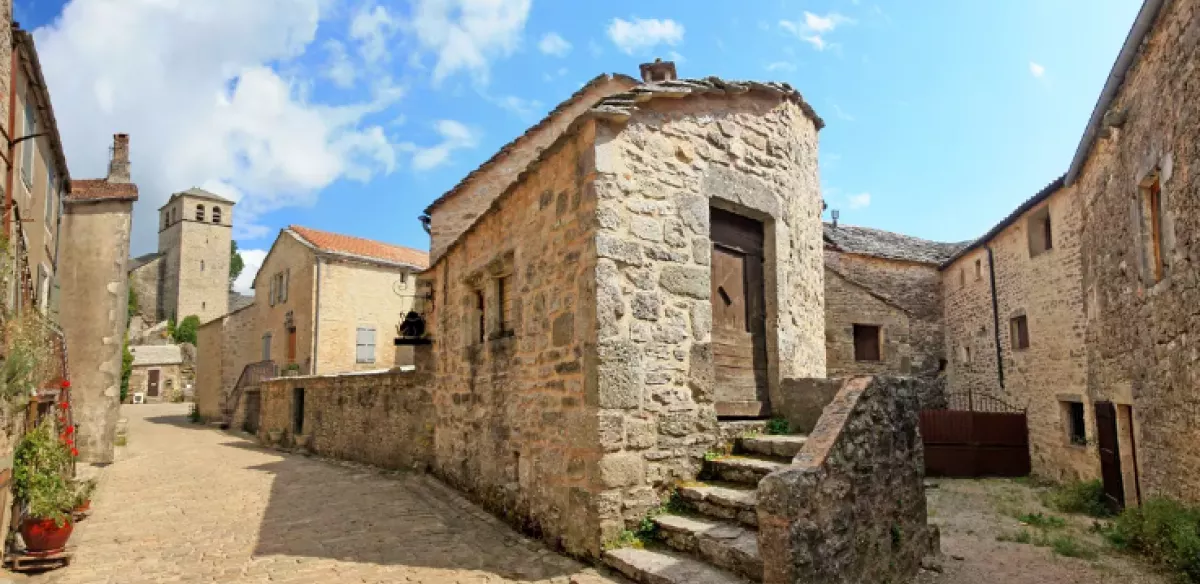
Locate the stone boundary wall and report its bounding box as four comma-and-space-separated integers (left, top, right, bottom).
758, 376, 938, 584
258, 369, 435, 471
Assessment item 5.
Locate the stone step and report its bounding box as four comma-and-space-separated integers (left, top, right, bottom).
654, 514, 762, 581
604, 547, 751, 584
703, 456, 787, 486
677, 483, 757, 527
737, 435, 808, 459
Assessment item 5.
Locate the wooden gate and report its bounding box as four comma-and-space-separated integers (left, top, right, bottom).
242, 391, 261, 434
921, 391, 1030, 477
710, 207, 769, 418
1094, 402, 1125, 511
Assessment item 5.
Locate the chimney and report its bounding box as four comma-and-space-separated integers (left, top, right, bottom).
639, 58, 677, 83
831, 209, 840, 229
107, 133, 131, 183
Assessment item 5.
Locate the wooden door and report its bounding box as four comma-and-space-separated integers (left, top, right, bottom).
1095, 402, 1125, 512
710, 208, 769, 418
147, 369, 160, 397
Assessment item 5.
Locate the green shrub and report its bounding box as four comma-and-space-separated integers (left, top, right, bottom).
1046, 480, 1113, 518
765, 417, 790, 435
1018, 512, 1066, 529
173, 315, 200, 345
1105, 498, 1200, 582
1049, 534, 1097, 559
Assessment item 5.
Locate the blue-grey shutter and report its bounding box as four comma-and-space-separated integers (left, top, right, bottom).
356, 327, 375, 363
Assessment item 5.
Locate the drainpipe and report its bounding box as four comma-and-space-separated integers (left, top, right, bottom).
311, 256, 321, 375
986, 245, 1005, 390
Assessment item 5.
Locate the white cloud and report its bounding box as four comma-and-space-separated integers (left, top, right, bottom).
34, 0, 403, 252
232, 247, 268, 295
832, 104, 855, 121
848, 193, 871, 209
491, 95, 543, 119
1029, 62, 1045, 78
667, 50, 686, 64
408, 0, 532, 84
399, 120, 480, 171
350, 3, 398, 64
323, 39, 357, 88
780, 12, 854, 51
607, 17, 685, 55
538, 32, 571, 57
766, 61, 796, 72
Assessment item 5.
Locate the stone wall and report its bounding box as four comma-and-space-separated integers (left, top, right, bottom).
824, 251, 945, 377
195, 318, 223, 419
757, 376, 938, 584
426, 75, 635, 261
194, 303, 259, 421
1076, 0, 1200, 505
427, 123, 602, 558
587, 93, 825, 543
129, 363, 183, 403
943, 185, 1097, 483
58, 199, 133, 463
157, 193, 232, 324
258, 369, 435, 470
128, 257, 161, 323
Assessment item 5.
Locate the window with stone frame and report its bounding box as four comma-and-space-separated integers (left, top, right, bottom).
195, 204, 205, 221
496, 276, 513, 336
959, 267, 965, 288
1010, 315, 1030, 350
474, 290, 486, 344
1027, 206, 1053, 257
1141, 172, 1167, 283
974, 258, 982, 280
212, 206, 222, 224
1062, 400, 1086, 446
853, 324, 882, 361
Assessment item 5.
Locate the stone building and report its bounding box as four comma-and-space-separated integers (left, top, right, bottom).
128, 345, 184, 403
192, 226, 428, 420
128, 187, 234, 325
419, 61, 827, 560
822, 222, 961, 378
60, 135, 137, 463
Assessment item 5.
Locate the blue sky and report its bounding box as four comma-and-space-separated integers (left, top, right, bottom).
17, 0, 1140, 291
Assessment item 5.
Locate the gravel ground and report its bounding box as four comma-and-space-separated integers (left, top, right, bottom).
917, 478, 1171, 584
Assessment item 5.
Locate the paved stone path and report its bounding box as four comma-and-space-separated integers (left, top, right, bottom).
28, 404, 622, 584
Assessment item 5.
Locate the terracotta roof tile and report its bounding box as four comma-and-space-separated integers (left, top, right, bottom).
289, 225, 429, 269
67, 179, 139, 202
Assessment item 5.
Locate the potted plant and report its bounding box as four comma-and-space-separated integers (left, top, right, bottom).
12, 419, 76, 553
71, 478, 97, 518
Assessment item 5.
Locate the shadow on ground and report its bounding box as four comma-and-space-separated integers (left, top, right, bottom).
219, 440, 583, 581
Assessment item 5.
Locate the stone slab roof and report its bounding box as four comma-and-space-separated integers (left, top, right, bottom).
127, 252, 161, 272
289, 225, 430, 270
588, 77, 824, 130
939, 175, 1065, 269
824, 223, 965, 265
67, 179, 138, 203
131, 344, 182, 367
423, 73, 639, 215
158, 187, 235, 209
228, 293, 254, 313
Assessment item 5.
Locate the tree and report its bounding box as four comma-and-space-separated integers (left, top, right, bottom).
120, 335, 132, 404
229, 241, 245, 290
127, 280, 138, 325
173, 315, 200, 345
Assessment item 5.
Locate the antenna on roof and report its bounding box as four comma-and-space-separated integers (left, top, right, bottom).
831, 209, 840, 229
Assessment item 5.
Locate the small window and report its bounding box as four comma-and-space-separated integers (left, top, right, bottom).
195, 204, 205, 221
1142, 175, 1166, 283
212, 207, 222, 224
1010, 315, 1030, 350
1065, 401, 1086, 446
853, 324, 881, 361
200, 260, 205, 271
476, 290, 486, 343
959, 344, 971, 364
262, 332, 272, 361
974, 258, 982, 280
497, 276, 511, 334
1028, 206, 1053, 257
959, 268, 965, 287
356, 327, 376, 363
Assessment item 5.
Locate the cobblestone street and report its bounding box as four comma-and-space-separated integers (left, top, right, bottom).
26, 404, 620, 584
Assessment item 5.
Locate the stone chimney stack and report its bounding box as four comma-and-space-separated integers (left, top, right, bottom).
107, 133, 130, 183
639, 58, 677, 83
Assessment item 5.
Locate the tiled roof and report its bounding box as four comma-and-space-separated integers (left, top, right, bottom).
67, 179, 139, 202
588, 77, 824, 130
130, 344, 182, 366
228, 293, 254, 313
423, 73, 639, 215
289, 225, 429, 269
159, 187, 235, 209
127, 252, 161, 272
939, 175, 1066, 269
824, 223, 966, 265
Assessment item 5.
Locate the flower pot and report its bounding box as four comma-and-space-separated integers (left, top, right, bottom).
20, 517, 73, 553
73, 500, 90, 513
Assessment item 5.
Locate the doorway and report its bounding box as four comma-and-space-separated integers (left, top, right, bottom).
147, 369, 160, 397
710, 207, 769, 418
1094, 402, 1125, 512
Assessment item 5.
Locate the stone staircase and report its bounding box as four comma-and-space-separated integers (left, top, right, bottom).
604, 433, 809, 584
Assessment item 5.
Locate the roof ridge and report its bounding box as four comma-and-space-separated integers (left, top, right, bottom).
288, 224, 428, 255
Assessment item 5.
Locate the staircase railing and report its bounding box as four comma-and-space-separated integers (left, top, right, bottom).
221, 360, 276, 427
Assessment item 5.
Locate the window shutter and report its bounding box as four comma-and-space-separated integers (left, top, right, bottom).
269, 276, 276, 306
283, 269, 289, 302
21, 100, 34, 183
356, 327, 376, 363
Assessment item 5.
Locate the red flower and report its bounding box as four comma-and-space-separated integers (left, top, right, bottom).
70, 447, 78, 457
65, 426, 74, 436
65, 438, 74, 446
60, 380, 70, 389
